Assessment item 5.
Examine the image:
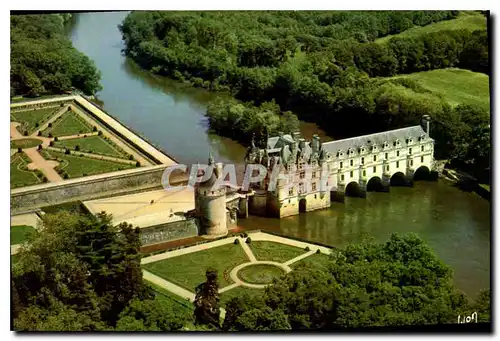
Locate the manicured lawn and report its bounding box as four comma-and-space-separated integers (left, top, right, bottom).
289, 252, 332, 271
238, 264, 285, 284
10, 153, 42, 188
388, 68, 490, 112
11, 138, 43, 149
146, 281, 194, 315
54, 136, 128, 158
143, 243, 250, 291
11, 225, 37, 245
376, 12, 487, 44
249, 241, 305, 263
219, 286, 264, 307
11, 107, 60, 134
41, 149, 135, 178
45, 111, 93, 137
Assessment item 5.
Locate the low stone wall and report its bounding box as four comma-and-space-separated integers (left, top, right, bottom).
140, 218, 200, 246
11, 165, 188, 214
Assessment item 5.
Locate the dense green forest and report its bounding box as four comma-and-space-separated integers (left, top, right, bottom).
120, 11, 490, 182
10, 14, 102, 97
11, 211, 490, 331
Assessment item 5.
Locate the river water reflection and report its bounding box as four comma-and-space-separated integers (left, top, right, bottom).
69, 11, 490, 298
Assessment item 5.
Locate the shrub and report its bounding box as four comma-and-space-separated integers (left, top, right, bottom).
83, 173, 87, 176
23, 131, 28, 136
41, 176, 48, 183
48, 133, 53, 138
17, 147, 22, 153
37, 145, 42, 150
65, 149, 70, 155
35, 122, 39, 128
243, 232, 248, 238
136, 161, 141, 167
79, 130, 83, 134
234, 239, 240, 245
37, 131, 42, 136
129, 155, 134, 160
98, 130, 103, 136
48, 123, 52, 128
60, 103, 64, 107
49, 141, 54, 147
54, 137, 58, 141
246, 237, 252, 244
88, 150, 93, 154
83, 134, 87, 138
63, 173, 69, 179
316, 249, 321, 254
74, 145, 80, 151
93, 126, 97, 132
304, 246, 310, 251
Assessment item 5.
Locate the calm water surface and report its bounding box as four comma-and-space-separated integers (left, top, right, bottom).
69, 11, 490, 298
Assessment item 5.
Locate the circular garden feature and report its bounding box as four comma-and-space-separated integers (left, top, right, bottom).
11, 138, 43, 149
237, 264, 285, 285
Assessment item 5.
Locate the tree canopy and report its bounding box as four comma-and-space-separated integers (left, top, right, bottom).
10, 14, 102, 97
223, 234, 489, 331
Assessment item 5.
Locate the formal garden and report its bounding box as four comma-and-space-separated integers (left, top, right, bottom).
10, 102, 143, 188
141, 233, 332, 308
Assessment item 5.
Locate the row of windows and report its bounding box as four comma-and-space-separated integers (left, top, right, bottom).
288, 182, 318, 196
287, 194, 318, 204
337, 140, 427, 158
339, 156, 425, 181
339, 146, 427, 168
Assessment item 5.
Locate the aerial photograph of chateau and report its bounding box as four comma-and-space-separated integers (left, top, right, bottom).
9, 9, 491, 332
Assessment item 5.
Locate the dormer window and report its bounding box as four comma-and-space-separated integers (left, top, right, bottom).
348, 148, 355, 157
384, 141, 389, 149
394, 139, 401, 148
419, 134, 426, 142
372, 145, 378, 152
406, 137, 413, 144
359, 146, 366, 154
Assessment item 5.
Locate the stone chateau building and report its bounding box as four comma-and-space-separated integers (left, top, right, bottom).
245, 117, 434, 218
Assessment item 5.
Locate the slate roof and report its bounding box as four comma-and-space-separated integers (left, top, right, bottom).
321, 125, 430, 155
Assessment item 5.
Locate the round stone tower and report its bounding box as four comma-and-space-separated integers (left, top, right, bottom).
195, 152, 228, 237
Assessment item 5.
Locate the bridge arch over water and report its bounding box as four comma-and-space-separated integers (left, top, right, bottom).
366, 176, 385, 192
345, 181, 364, 198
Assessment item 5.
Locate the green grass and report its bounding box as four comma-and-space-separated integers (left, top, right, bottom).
387, 68, 490, 112
289, 252, 332, 271
11, 138, 43, 149
11, 254, 21, 266
41, 149, 135, 178
143, 243, 250, 291
238, 264, 285, 284
146, 281, 194, 314
479, 184, 490, 192
11, 225, 37, 245
249, 241, 305, 263
11, 107, 60, 134
219, 286, 264, 307
10, 153, 42, 188
376, 12, 487, 44
45, 111, 93, 137
54, 136, 128, 158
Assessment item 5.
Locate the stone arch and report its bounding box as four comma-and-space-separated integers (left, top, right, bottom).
390, 172, 406, 186
413, 165, 431, 181
366, 176, 384, 192
299, 198, 307, 212
345, 181, 363, 197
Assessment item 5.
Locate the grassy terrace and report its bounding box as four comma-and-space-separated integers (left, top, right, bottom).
11, 225, 37, 245
10, 152, 42, 188
44, 111, 93, 137
249, 241, 305, 263
41, 149, 135, 178
143, 243, 250, 291
54, 136, 128, 158
11, 107, 60, 134
376, 12, 487, 44
289, 252, 332, 271
11, 138, 43, 149
388, 68, 490, 112
146, 281, 194, 314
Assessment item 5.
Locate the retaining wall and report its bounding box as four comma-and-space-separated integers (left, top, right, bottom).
11, 165, 188, 214
140, 218, 200, 246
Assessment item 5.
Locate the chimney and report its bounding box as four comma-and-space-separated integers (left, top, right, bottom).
421, 115, 431, 136
312, 134, 320, 153
299, 138, 306, 151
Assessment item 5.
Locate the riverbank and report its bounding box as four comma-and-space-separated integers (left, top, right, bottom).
442, 168, 491, 201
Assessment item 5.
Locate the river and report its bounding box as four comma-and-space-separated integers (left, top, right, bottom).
69, 11, 490, 298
